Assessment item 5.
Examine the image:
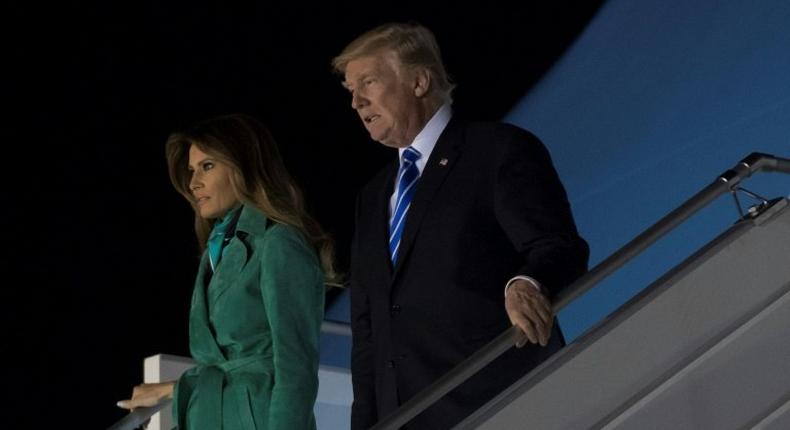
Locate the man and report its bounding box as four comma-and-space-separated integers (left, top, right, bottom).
333, 23, 589, 429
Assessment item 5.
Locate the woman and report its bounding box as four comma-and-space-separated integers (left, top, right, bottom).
117, 113, 334, 430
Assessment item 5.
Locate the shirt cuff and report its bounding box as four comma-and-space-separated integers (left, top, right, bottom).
504, 275, 543, 297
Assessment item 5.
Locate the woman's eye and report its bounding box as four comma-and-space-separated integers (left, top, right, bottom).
202, 162, 214, 171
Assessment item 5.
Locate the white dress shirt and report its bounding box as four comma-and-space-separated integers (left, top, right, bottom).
388, 103, 452, 221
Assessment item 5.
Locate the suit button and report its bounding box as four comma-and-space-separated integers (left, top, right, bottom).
386, 360, 395, 368
390, 305, 401, 316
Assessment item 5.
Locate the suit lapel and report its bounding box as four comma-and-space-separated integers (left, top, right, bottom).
392, 119, 464, 278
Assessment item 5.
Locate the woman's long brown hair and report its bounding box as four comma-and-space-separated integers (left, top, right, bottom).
165, 113, 337, 283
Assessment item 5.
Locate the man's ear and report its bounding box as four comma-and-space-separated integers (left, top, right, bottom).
413, 68, 431, 98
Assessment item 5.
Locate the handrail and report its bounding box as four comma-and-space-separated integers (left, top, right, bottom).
322, 319, 352, 336
107, 399, 172, 430
371, 152, 790, 430
106, 320, 351, 430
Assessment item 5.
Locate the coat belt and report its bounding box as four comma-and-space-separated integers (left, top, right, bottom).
175, 354, 272, 430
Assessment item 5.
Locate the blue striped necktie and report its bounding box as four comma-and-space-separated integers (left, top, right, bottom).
389, 147, 422, 264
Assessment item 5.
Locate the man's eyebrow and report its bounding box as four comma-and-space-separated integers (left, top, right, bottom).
342, 72, 375, 89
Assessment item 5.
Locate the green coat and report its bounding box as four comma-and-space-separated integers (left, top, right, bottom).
174, 206, 324, 430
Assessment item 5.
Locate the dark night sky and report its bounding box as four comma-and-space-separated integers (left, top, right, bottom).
6, 2, 603, 427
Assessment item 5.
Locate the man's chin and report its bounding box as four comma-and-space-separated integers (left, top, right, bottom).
378, 141, 402, 149
366, 127, 392, 147
370, 134, 391, 147
374, 136, 409, 149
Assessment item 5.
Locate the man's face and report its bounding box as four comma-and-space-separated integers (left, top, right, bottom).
343, 51, 423, 148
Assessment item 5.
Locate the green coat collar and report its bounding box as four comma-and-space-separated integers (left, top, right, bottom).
235, 204, 270, 237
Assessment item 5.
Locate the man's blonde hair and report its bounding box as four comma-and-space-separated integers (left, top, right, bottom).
332, 22, 455, 103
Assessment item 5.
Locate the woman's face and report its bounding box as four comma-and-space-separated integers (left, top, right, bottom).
188, 144, 240, 219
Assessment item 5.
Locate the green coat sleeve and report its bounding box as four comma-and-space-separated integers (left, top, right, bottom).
259, 225, 324, 430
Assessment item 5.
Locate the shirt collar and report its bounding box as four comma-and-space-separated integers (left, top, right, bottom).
398, 103, 452, 163
210, 205, 243, 238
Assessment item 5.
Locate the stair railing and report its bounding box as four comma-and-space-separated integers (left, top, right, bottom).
370, 152, 790, 430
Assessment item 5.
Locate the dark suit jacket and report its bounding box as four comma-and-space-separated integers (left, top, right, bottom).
350, 118, 589, 429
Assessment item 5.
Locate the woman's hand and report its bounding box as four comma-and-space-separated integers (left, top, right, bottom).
116, 381, 175, 410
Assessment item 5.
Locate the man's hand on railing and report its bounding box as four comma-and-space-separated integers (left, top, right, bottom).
116, 381, 175, 410
505, 279, 554, 347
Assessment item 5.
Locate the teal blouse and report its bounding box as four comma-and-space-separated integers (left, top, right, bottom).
207, 205, 242, 272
